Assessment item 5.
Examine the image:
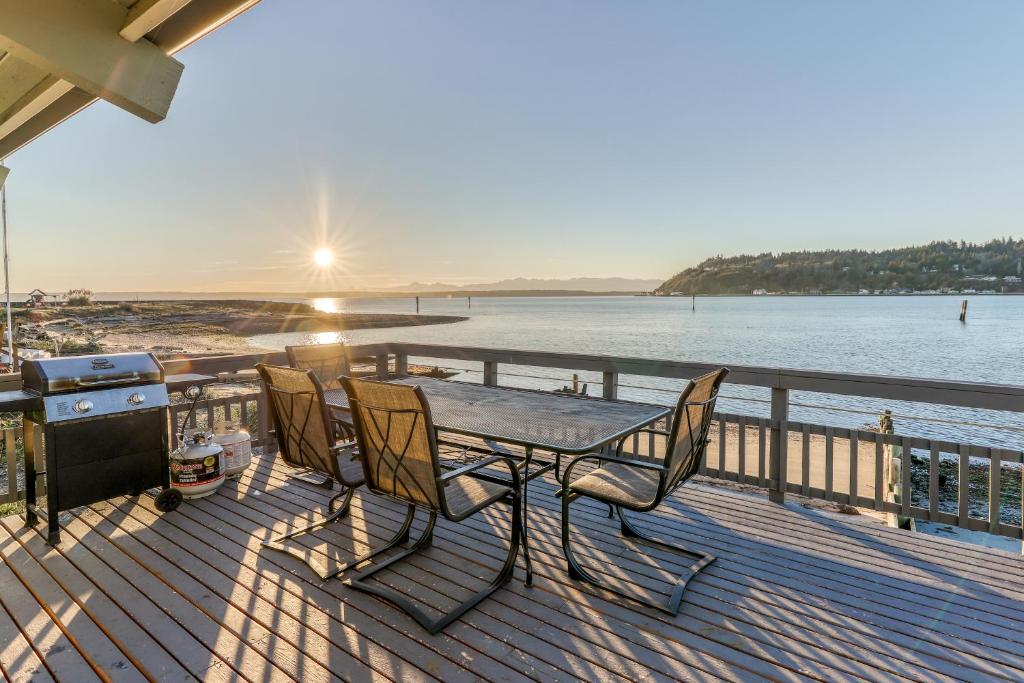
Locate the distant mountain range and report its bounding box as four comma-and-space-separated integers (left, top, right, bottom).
657, 239, 1024, 295
387, 277, 663, 293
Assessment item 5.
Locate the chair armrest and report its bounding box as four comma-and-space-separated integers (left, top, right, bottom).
439, 454, 522, 491
560, 451, 666, 488
330, 440, 358, 453
436, 437, 495, 456
636, 427, 671, 438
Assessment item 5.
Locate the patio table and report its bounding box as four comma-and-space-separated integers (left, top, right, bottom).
324, 375, 670, 584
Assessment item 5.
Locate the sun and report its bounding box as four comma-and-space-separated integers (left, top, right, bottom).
313, 247, 334, 268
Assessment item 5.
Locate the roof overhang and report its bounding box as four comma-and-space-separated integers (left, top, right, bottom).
0, 0, 260, 159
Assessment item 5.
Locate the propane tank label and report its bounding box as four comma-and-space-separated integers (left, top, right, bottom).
222, 440, 252, 472
171, 454, 222, 486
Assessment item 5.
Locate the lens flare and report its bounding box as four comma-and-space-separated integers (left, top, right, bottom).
313, 247, 334, 268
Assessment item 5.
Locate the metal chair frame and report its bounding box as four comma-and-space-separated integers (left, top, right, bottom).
560, 369, 728, 615
340, 377, 525, 634
256, 365, 399, 580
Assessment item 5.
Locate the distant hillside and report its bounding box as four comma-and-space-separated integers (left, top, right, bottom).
657, 239, 1024, 295
389, 276, 663, 293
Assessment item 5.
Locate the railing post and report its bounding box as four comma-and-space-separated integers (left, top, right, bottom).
602, 371, 618, 400
768, 387, 789, 504
483, 361, 497, 386
395, 351, 409, 377
376, 352, 389, 379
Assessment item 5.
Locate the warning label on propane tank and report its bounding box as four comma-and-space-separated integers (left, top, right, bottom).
171, 455, 221, 486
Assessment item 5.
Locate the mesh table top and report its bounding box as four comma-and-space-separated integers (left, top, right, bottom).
324, 376, 670, 454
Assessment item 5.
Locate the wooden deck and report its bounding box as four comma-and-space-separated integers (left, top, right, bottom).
2, 451, 1023, 683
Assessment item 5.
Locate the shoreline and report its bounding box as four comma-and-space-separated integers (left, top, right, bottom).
13, 299, 467, 357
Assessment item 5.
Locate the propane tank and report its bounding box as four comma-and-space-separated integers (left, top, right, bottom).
213, 420, 252, 479
170, 432, 225, 499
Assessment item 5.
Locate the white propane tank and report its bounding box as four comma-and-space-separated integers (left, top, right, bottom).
170, 432, 225, 499
213, 420, 252, 479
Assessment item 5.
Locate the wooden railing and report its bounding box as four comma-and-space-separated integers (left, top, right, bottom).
2, 343, 1022, 540
376, 343, 1024, 538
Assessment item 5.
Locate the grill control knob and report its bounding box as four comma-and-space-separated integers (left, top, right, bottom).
127, 392, 146, 406
73, 399, 93, 414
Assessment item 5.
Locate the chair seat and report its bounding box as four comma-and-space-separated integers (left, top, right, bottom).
336, 450, 366, 487
569, 461, 660, 509
444, 475, 511, 520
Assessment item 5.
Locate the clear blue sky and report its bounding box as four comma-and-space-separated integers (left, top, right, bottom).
5, 1, 1023, 292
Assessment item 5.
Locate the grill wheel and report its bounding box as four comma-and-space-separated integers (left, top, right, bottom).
154, 487, 183, 512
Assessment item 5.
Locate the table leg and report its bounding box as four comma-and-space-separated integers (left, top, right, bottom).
521, 446, 533, 586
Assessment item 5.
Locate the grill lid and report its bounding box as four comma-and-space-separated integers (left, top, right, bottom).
21, 352, 164, 395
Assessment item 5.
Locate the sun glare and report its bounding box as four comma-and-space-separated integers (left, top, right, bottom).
313, 247, 334, 268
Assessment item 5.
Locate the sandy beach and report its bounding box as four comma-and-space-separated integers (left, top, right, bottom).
12, 300, 466, 357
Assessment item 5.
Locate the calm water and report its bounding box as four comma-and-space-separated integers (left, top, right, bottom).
249, 295, 1024, 449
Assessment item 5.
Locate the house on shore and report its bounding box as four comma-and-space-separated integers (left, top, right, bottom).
24, 289, 58, 308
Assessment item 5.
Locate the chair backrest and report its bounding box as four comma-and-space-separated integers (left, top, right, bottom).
340, 377, 442, 509
257, 364, 342, 481
661, 368, 729, 496
286, 343, 351, 390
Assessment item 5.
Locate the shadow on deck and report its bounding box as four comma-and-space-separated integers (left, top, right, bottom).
1, 451, 1022, 682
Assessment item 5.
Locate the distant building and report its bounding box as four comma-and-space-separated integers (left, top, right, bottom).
752, 289, 768, 296
24, 289, 57, 308
1004, 275, 1021, 283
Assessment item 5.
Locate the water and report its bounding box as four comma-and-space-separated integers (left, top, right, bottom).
249, 295, 1024, 450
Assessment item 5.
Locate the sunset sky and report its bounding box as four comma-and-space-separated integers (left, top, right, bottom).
4, 1, 1023, 292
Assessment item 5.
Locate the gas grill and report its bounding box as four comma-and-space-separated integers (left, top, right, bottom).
20, 353, 178, 545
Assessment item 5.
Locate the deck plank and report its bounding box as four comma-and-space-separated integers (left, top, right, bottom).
251, 454, 1024, 683
57, 509, 284, 682
256, 455, 1024, 681
0, 536, 99, 682
0, 529, 140, 683
72, 505, 335, 683
255, 453, 1022, 682
244, 460, 868, 683
252, 469, 960, 683
0, 568, 52, 683
0, 519, 194, 683
2, 450, 1024, 682
218, 472, 701, 682
23, 515, 235, 682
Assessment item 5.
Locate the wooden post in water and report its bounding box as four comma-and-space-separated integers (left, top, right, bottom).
692, 294, 695, 311
468, 296, 471, 309
572, 373, 579, 394
959, 299, 967, 322
415, 296, 420, 314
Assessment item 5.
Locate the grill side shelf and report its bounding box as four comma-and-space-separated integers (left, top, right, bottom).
0, 390, 42, 413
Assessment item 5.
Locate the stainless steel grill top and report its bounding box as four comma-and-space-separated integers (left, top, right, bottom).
21, 353, 169, 423
22, 352, 164, 395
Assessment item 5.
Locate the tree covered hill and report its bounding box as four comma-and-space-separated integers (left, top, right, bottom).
657, 239, 1024, 295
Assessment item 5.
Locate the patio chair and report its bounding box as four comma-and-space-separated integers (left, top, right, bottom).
339, 376, 525, 634
256, 364, 405, 580
559, 368, 728, 615
286, 342, 351, 390
286, 342, 355, 441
